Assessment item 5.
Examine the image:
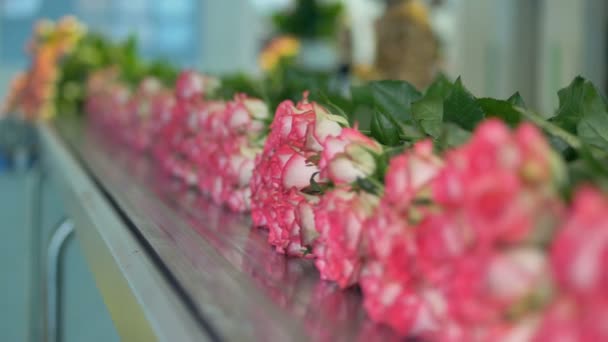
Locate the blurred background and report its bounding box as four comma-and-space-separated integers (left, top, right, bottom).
0, 0, 606, 341
1, 0, 607, 114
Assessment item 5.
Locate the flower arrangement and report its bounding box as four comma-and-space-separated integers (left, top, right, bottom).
86, 68, 608, 340
10, 18, 608, 341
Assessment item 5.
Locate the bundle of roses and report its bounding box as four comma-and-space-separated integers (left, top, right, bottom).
190, 93, 269, 212
152, 70, 211, 185
86, 69, 268, 212
84, 67, 608, 340
252, 102, 608, 339
124, 77, 166, 152
534, 186, 608, 341
147, 70, 269, 212
355, 120, 567, 340
249, 93, 386, 258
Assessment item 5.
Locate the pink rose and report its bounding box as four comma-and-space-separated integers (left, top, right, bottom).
534, 296, 608, 342
313, 188, 379, 288
224, 95, 269, 134
174, 70, 218, 101
126, 77, 164, 151
383, 139, 442, 209
485, 247, 550, 305
251, 144, 317, 255
361, 120, 563, 337
551, 186, 608, 300
148, 91, 175, 144
305, 103, 346, 151
266, 99, 315, 149
266, 97, 343, 150
360, 259, 446, 337
190, 95, 267, 212
319, 128, 383, 184
251, 96, 345, 255
433, 119, 563, 245
361, 203, 442, 336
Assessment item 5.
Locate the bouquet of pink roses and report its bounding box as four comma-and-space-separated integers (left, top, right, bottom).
85, 63, 608, 340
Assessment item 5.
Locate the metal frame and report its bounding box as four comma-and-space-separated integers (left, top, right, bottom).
38, 122, 208, 342
46, 219, 74, 342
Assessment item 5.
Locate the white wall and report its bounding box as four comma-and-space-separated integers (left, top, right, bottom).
446, 0, 535, 100
537, 0, 607, 114
200, 0, 266, 75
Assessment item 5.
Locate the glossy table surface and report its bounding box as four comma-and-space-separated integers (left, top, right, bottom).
49, 119, 402, 341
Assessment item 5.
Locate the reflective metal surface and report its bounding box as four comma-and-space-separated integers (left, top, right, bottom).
55, 119, 401, 341
39, 122, 210, 342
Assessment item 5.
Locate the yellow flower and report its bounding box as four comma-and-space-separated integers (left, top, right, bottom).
259, 35, 300, 72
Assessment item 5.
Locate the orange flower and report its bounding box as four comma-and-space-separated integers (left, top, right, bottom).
2, 16, 86, 120
259, 35, 300, 72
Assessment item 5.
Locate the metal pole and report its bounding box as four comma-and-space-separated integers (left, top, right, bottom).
46, 219, 74, 342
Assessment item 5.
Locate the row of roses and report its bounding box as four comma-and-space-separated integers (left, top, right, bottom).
87, 69, 608, 341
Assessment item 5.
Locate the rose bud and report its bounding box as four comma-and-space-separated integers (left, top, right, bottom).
319, 128, 383, 185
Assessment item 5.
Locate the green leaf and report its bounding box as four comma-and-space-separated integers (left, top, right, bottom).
214, 73, 264, 100
371, 109, 401, 146
350, 84, 376, 130
409, 74, 455, 138
443, 77, 485, 131
550, 77, 591, 129
507, 92, 527, 108
436, 123, 472, 151
348, 105, 373, 132
426, 73, 454, 99
351, 84, 375, 106
477, 98, 521, 126
550, 76, 608, 132
565, 146, 608, 197
578, 111, 608, 150
369, 80, 422, 124
551, 77, 608, 150
355, 177, 381, 195
301, 171, 331, 195
412, 97, 443, 138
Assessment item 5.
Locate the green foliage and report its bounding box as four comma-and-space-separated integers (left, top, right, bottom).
264, 63, 345, 111
211, 73, 265, 100
477, 98, 522, 126
346, 80, 425, 146
507, 92, 526, 108
412, 98, 443, 138
371, 109, 401, 145
56, 30, 608, 195
55, 32, 179, 115
272, 0, 343, 39
410, 74, 454, 138
443, 77, 485, 130
550, 76, 608, 150
369, 80, 422, 125
55, 32, 115, 116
